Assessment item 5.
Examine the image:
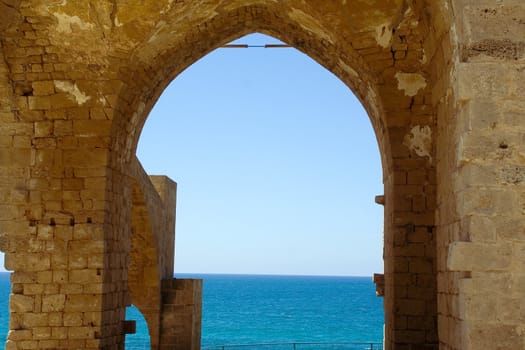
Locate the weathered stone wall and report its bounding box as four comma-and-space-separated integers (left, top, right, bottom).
129, 158, 179, 349
0, 0, 522, 349
436, 1, 525, 349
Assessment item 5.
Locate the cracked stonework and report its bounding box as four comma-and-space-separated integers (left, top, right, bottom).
53, 12, 94, 33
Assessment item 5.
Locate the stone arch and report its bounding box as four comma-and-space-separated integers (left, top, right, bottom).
107, 2, 444, 349
110, 3, 394, 174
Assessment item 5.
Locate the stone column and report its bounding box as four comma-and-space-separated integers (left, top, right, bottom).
159, 278, 202, 350
437, 2, 525, 349
0, 20, 132, 346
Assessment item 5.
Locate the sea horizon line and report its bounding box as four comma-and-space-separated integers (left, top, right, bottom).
174, 272, 378, 278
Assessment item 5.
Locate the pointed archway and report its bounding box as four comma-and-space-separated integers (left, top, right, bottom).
109, 3, 439, 349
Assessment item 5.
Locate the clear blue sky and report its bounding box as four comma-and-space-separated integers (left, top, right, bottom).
0, 33, 384, 276
137, 34, 384, 276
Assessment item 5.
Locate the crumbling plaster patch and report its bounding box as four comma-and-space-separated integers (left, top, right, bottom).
114, 16, 124, 27
395, 72, 427, 97
375, 23, 392, 48
53, 12, 94, 33
404, 125, 432, 162
54, 81, 91, 105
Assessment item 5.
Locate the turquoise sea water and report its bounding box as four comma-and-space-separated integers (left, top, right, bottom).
0, 273, 8, 344
128, 274, 384, 348
0, 273, 384, 348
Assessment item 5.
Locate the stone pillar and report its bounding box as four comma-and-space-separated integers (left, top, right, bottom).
159, 279, 202, 350
382, 155, 438, 350
436, 2, 525, 349
0, 14, 132, 346
128, 167, 179, 349
149, 176, 177, 278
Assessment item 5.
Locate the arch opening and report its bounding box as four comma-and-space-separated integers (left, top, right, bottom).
125, 305, 151, 350
108, 4, 440, 345
110, 5, 394, 176
105, 2, 437, 348
137, 32, 384, 277
136, 32, 385, 346
0, 272, 10, 345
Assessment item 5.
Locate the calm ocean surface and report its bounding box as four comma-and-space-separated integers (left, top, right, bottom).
0, 273, 384, 348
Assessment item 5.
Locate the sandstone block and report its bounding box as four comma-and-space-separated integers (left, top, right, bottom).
82, 311, 102, 327
23, 284, 45, 295
447, 242, 512, 272
68, 326, 93, 339
463, 294, 496, 321
33, 327, 51, 339
58, 339, 86, 348
496, 297, 521, 322
68, 240, 105, 254
10, 294, 34, 313
60, 284, 83, 294
49, 93, 80, 109
32, 81, 55, 96
5, 253, 51, 272
69, 269, 101, 284
408, 258, 434, 274
83, 283, 104, 294
36, 225, 53, 241
18, 340, 38, 349
85, 339, 102, 348
64, 294, 102, 312
73, 120, 112, 136
68, 254, 88, 269
463, 5, 525, 43
53, 120, 73, 136
63, 312, 83, 326
41, 294, 65, 312
37, 340, 59, 349
21, 313, 48, 327
63, 149, 108, 167
7, 329, 32, 341
48, 312, 62, 326
28, 96, 51, 110
395, 299, 426, 316
62, 178, 84, 191
51, 327, 68, 340
467, 323, 524, 350
54, 226, 73, 241
13, 135, 31, 148
457, 62, 522, 101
